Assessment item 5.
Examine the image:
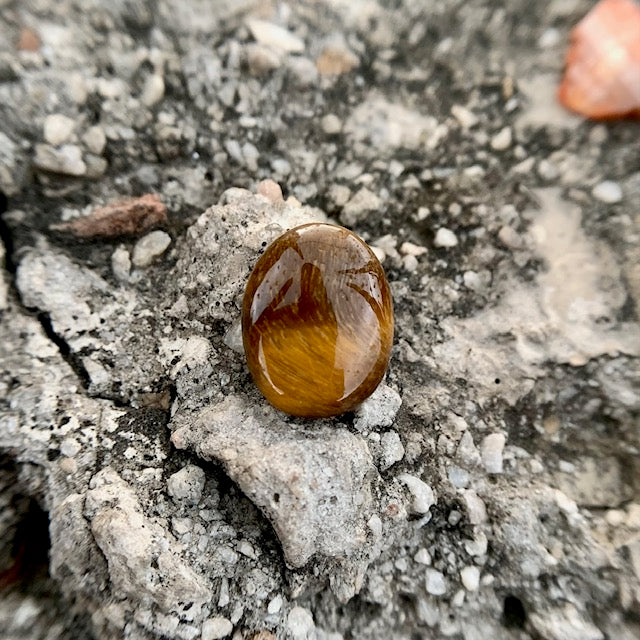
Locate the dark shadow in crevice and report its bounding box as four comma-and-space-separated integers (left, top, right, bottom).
0, 190, 16, 274
36, 311, 91, 389
0, 486, 96, 639
502, 594, 527, 628
0, 498, 49, 592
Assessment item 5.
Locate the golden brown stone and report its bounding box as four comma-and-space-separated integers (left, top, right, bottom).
242, 223, 394, 417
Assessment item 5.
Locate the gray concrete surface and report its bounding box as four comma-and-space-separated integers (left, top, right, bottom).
0, 1, 639, 639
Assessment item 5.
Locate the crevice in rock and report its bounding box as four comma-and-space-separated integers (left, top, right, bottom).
1, 190, 94, 394
0, 190, 15, 274
36, 311, 92, 389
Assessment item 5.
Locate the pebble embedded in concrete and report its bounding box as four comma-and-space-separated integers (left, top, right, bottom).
480, 433, 506, 473
592, 181, 622, 203
354, 384, 402, 431
490, 126, 512, 151
462, 490, 487, 524
142, 74, 165, 107
246, 19, 305, 54
414, 548, 431, 565
425, 569, 447, 596
434, 228, 458, 248
82, 126, 107, 155
202, 617, 233, 640
44, 114, 76, 146
460, 566, 480, 591
34, 144, 86, 176
132, 230, 172, 268
167, 465, 206, 504
398, 473, 435, 514
379, 430, 405, 470
111, 246, 131, 282
321, 114, 342, 135
451, 104, 478, 129
287, 606, 315, 640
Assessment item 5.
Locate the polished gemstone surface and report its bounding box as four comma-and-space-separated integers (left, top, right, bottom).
242, 223, 394, 417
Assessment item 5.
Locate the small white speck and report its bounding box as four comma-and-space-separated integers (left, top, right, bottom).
592, 180, 622, 204
434, 228, 458, 248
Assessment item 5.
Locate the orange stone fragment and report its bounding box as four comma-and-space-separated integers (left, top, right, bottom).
242, 223, 394, 418
50, 193, 167, 239
17, 28, 41, 52
558, 0, 640, 119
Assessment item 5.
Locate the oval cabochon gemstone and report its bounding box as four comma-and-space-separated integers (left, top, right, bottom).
242, 223, 394, 418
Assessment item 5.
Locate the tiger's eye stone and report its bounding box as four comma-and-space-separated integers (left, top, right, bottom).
242, 223, 394, 418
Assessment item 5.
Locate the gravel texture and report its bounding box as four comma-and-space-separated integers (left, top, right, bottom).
0, 1, 639, 640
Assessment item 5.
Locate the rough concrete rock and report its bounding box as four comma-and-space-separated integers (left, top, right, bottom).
85, 468, 212, 612
172, 395, 376, 570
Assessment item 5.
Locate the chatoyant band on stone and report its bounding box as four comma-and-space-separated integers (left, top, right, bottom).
242, 223, 394, 418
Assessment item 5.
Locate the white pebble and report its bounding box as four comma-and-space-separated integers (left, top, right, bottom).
416, 206, 430, 220
480, 433, 506, 473
626, 504, 640, 529
554, 489, 578, 515
400, 241, 427, 256
372, 234, 399, 261
433, 228, 458, 248
538, 28, 560, 48
287, 56, 318, 86
388, 159, 405, 177
287, 606, 315, 640
425, 569, 447, 596
464, 531, 488, 557
398, 473, 435, 514
328, 184, 351, 207
246, 19, 305, 53
237, 540, 256, 559
447, 465, 470, 489
202, 617, 233, 640
267, 595, 283, 614
592, 180, 622, 204
402, 254, 419, 272
321, 113, 342, 135
451, 104, 478, 129
132, 230, 172, 268
498, 225, 522, 249
111, 246, 131, 282
44, 114, 76, 146
462, 490, 487, 525
457, 430, 481, 466
529, 459, 544, 474
463, 270, 483, 292
452, 589, 466, 607
60, 437, 81, 458
167, 465, 206, 504
605, 509, 626, 527
82, 126, 107, 155
490, 126, 512, 151
537, 159, 559, 181
380, 430, 405, 470
142, 74, 165, 107
367, 514, 383, 538
414, 548, 431, 565
246, 43, 282, 75
460, 565, 480, 591
34, 144, 86, 176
